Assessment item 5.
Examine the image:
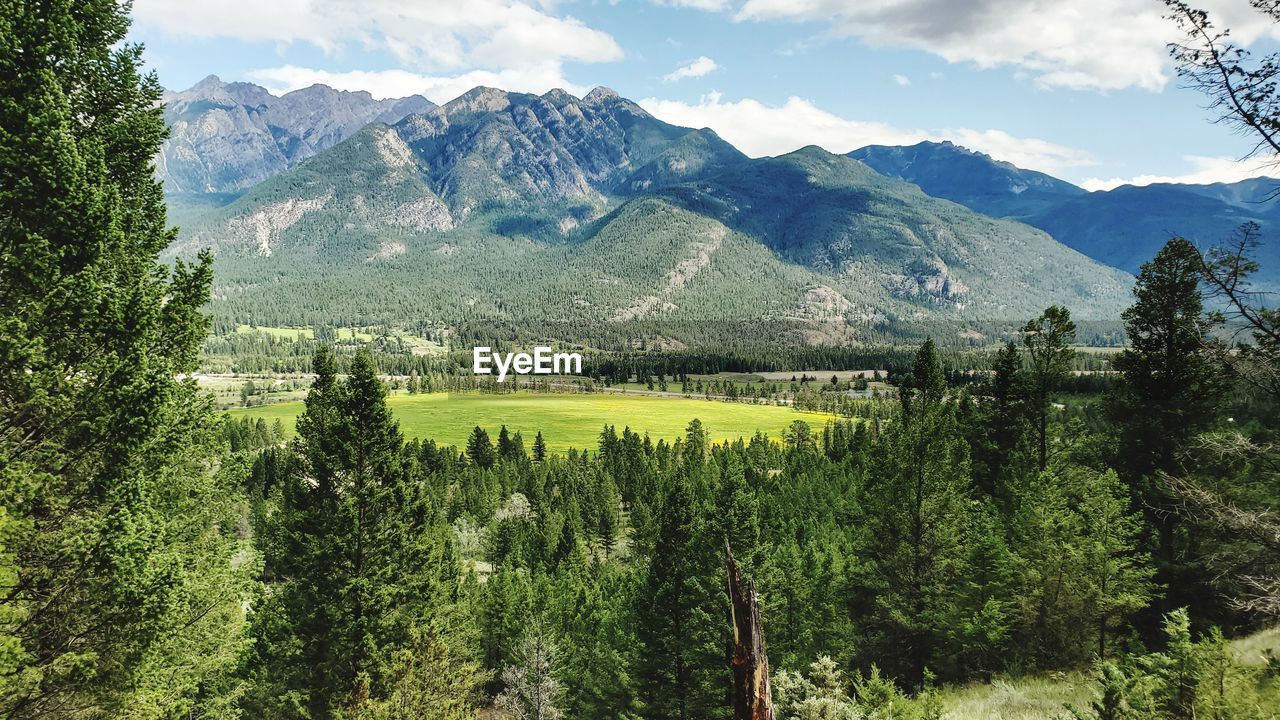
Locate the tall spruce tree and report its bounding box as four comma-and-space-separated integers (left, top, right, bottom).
861, 339, 980, 687
969, 342, 1034, 502
244, 346, 346, 718
635, 476, 725, 720
467, 426, 496, 469
1110, 237, 1224, 628
1, 2, 247, 716
1023, 306, 1077, 470
1112, 238, 1222, 480
249, 349, 453, 719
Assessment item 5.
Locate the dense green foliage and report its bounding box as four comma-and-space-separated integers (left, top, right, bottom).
242, 348, 482, 718
212, 261, 1275, 718
0, 1, 251, 716
192, 234, 1280, 719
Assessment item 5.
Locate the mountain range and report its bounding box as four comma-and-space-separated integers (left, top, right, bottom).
160, 78, 1274, 345
852, 141, 1280, 290
159, 75, 433, 212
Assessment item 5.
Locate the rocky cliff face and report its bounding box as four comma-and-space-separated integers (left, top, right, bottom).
158, 76, 433, 194
393, 86, 689, 216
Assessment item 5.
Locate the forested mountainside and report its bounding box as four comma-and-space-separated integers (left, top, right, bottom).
854, 140, 1280, 288
167, 86, 1133, 341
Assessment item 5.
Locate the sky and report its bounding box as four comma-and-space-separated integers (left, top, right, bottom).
128, 0, 1280, 189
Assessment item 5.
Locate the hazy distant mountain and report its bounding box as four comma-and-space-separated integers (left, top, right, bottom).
172, 87, 1132, 341
1170, 177, 1280, 208
158, 76, 434, 195
854, 141, 1280, 288
851, 141, 1086, 218
1028, 185, 1280, 278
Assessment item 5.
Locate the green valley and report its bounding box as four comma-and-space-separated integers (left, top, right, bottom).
226, 390, 838, 450
9, 3, 1280, 720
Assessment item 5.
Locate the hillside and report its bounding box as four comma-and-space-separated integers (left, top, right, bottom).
1030, 184, 1280, 275
661, 147, 1131, 318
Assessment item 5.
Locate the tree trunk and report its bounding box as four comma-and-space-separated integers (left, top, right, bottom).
726, 540, 774, 720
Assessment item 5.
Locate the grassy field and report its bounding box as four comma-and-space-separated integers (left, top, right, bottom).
234, 324, 314, 340
230, 325, 447, 354
937, 625, 1280, 719
227, 392, 836, 451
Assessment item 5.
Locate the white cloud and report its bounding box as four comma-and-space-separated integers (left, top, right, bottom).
638, 91, 1094, 176
656, 0, 732, 8
132, 0, 622, 70
1081, 155, 1280, 191
664, 56, 720, 82
893, 73, 911, 86
245, 64, 587, 103
678, 0, 1280, 92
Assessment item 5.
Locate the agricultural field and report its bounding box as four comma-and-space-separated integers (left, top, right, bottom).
226, 391, 837, 451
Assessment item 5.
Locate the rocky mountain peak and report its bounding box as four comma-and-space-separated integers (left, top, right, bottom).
192, 74, 225, 90
540, 88, 576, 106
584, 86, 620, 104
158, 78, 434, 194
444, 86, 511, 114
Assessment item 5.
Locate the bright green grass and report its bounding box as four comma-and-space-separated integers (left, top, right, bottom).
334, 327, 375, 342
232, 325, 371, 342
937, 626, 1280, 719
227, 392, 835, 451
234, 324, 314, 340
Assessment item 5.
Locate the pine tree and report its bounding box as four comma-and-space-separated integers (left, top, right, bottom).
248, 349, 436, 718
636, 477, 726, 720
1112, 238, 1222, 478
717, 456, 761, 573
497, 425, 526, 462
533, 432, 548, 462
346, 629, 486, 720
596, 476, 621, 558
552, 564, 638, 719
1, 1, 246, 715
861, 339, 978, 688
969, 341, 1034, 501
682, 419, 708, 467
337, 351, 409, 686
467, 426, 496, 469
1023, 307, 1076, 470
1076, 469, 1155, 659
496, 620, 564, 720
1109, 238, 1225, 626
